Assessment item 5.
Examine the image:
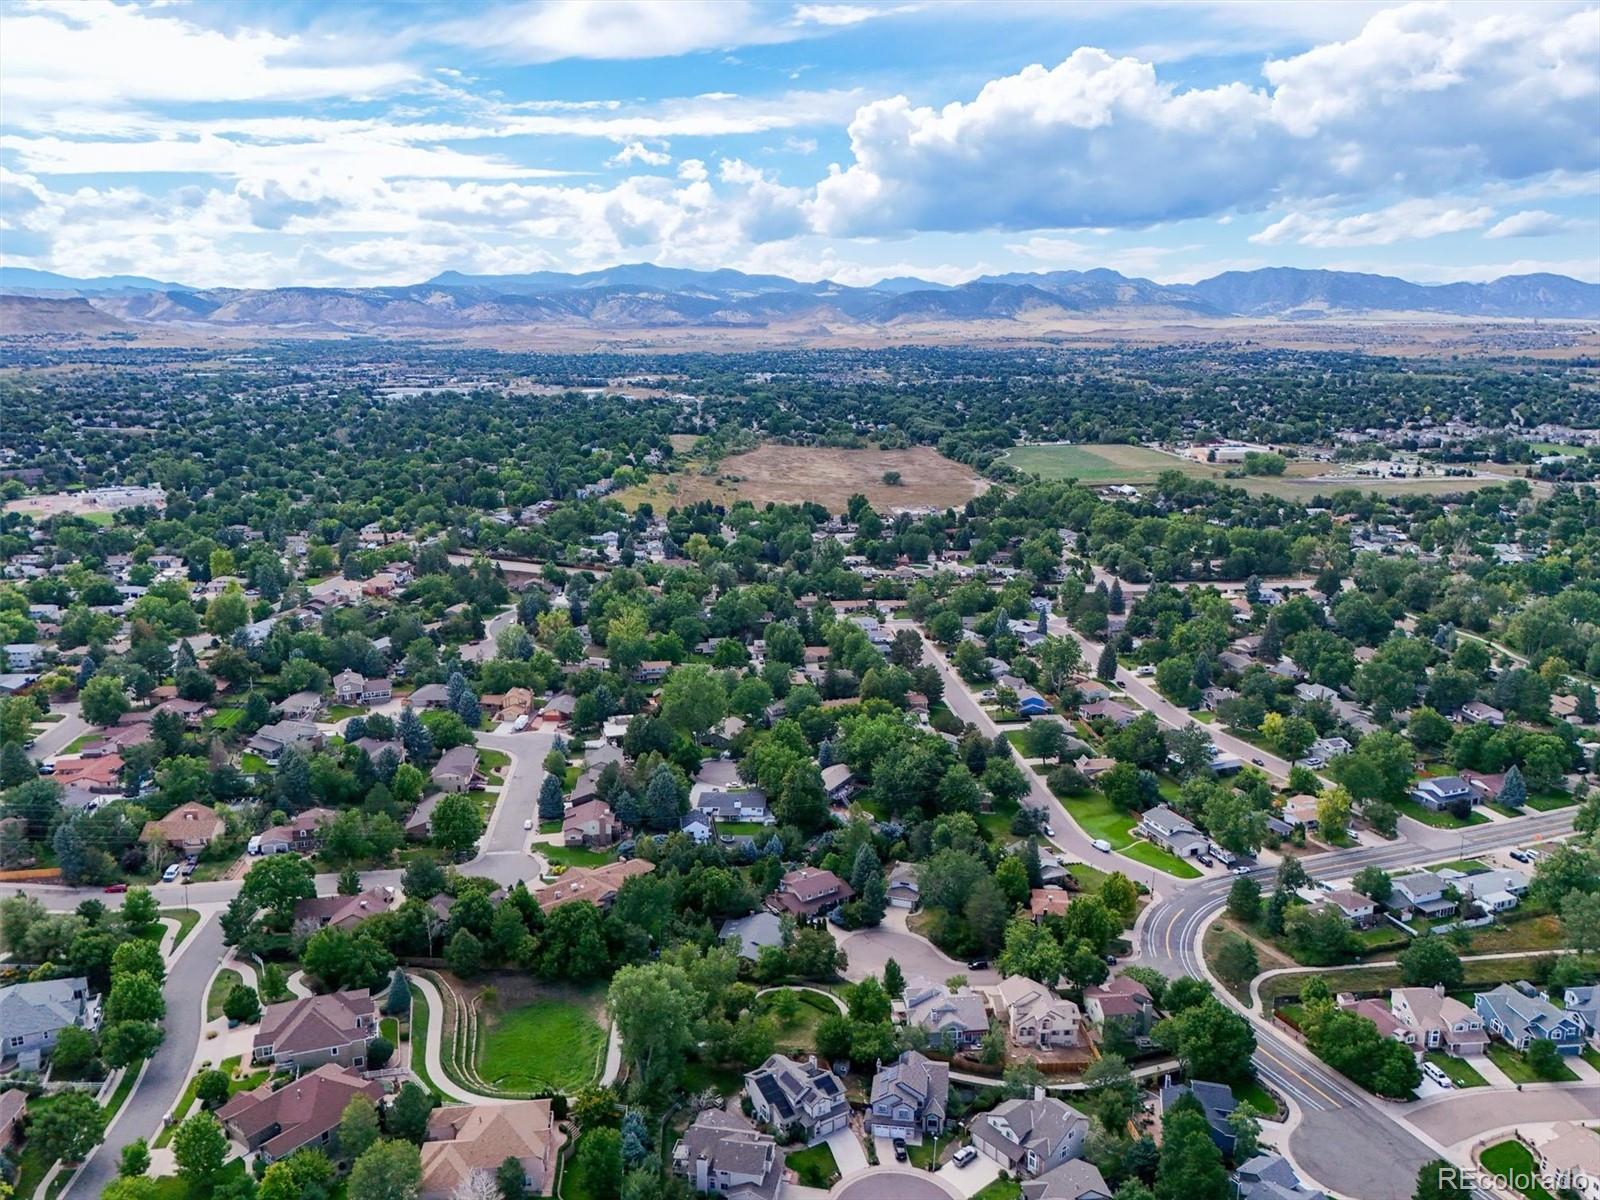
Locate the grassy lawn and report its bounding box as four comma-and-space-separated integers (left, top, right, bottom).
478, 993, 606, 1093
1123, 841, 1203, 879
971, 1180, 1023, 1200
14, 1092, 81, 1198
479, 748, 511, 772
977, 796, 1021, 842
146, 1158, 250, 1200
559, 1131, 613, 1200
1428, 859, 1489, 874
381, 1016, 400, 1045
1060, 792, 1137, 848
240, 752, 270, 775
1452, 914, 1564, 956
681, 1060, 747, 1097
1479, 1141, 1556, 1200
1067, 862, 1111, 894
717, 820, 773, 837
324, 704, 366, 721
206, 968, 242, 1021
62, 733, 97, 753
205, 706, 244, 731
1392, 798, 1490, 828
542, 844, 617, 869
1525, 790, 1576, 811
1234, 1077, 1277, 1116
1486, 1042, 1579, 1084
539, 820, 562, 834
758, 989, 837, 1058
785, 1143, 841, 1188
161, 908, 202, 947
1425, 1051, 1488, 1087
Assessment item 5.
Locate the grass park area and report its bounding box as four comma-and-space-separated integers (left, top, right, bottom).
542, 844, 617, 869
1485, 1041, 1579, 1084
784, 1143, 841, 1189
1479, 1141, 1557, 1200
206, 969, 242, 1020
1424, 1051, 1488, 1088
477, 988, 607, 1094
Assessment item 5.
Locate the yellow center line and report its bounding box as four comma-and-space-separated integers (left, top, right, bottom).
1255, 1044, 1345, 1110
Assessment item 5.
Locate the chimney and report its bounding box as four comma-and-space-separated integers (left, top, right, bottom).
1033, 1085, 1046, 1101
1435, 983, 1446, 997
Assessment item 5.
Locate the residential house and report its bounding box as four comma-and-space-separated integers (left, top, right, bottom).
1030, 889, 1073, 921
887, 863, 921, 909
1280, 794, 1320, 831
533, 859, 655, 913
1563, 987, 1600, 1046
1137, 806, 1208, 860
672, 1109, 780, 1200
563, 799, 618, 848
1390, 871, 1456, 918
1340, 996, 1411, 1046
1475, 984, 1584, 1055
1234, 1153, 1327, 1200
1082, 976, 1155, 1035
405, 792, 443, 842
992, 976, 1081, 1049
1391, 986, 1488, 1056
766, 868, 853, 920
256, 807, 334, 855
431, 745, 480, 793
1459, 701, 1505, 726
3, 644, 42, 671
218, 1063, 383, 1164
634, 661, 671, 684
1020, 1162, 1112, 1200
1319, 889, 1378, 928
1017, 688, 1050, 717
246, 720, 324, 763
253, 990, 378, 1072
692, 786, 772, 825
278, 691, 325, 721
409, 684, 451, 710
680, 812, 716, 844
743, 1054, 850, 1143
970, 1096, 1089, 1178
1158, 1081, 1241, 1155
1295, 683, 1339, 704
0, 977, 101, 1071
1307, 736, 1351, 762
333, 671, 392, 705
352, 737, 405, 763
420, 1099, 564, 1200
1080, 699, 1136, 727
1410, 776, 1477, 813
820, 764, 856, 802
897, 977, 989, 1051
867, 1050, 949, 1142
718, 912, 786, 962
540, 693, 576, 724
1535, 1123, 1600, 1200
141, 801, 225, 855
1200, 687, 1238, 711
293, 887, 398, 932
700, 716, 748, 751
0, 1089, 24, 1150
50, 754, 124, 793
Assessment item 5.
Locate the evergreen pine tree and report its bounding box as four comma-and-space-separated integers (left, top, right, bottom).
1498, 764, 1527, 809
1096, 641, 1118, 682
539, 774, 565, 822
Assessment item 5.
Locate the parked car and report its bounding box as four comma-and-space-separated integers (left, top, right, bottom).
523, 819, 533, 830
1251, 757, 1265, 766
512, 714, 530, 732
1091, 838, 1112, 853
967, 958, 989, 970
952, 1147, 978, 1168
1509, 849, 1532, 863
162, 863, 182, 883
104, 883, 127, 893
1422, 1062, 1453, 1089
1230, 864, 1253, 876
1041, 823, 1054, 837
1135, 665, 1155, 677
893, 1139, 908, 1162
1197, 855, 1214, 868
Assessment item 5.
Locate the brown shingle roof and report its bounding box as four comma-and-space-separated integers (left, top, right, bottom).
217, 1064, 382, 1160
255, 989, 374, 1058
421, 1100, 564, 1199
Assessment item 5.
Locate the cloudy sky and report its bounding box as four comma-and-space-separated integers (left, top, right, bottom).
2, 0, 1597, 289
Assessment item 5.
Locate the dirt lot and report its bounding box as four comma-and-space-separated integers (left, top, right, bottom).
617, 443, 989, 513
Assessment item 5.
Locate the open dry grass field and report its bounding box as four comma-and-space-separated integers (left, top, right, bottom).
617, 443, 989, 512
1002, 443, 1515, 500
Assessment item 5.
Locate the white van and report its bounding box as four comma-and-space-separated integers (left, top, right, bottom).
513, 714, 530, 732
1091, 838, 1112, 853
1421, 1062, 1452, 1088
247, 835, 262, 856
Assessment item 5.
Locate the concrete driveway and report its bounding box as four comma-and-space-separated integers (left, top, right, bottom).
824, 1128, 869, 1177
935, 1150, 1001, 1197
837, 907, 998, 987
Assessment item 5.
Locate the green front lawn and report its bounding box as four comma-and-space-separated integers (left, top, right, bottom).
1525, 790, 1576, 811
1258, 953, 1560, 1010
240, 753, 270, 775
478, 993, 606, 1093
1479, 1141, 1556, 1200
971, 1181, 1022, 1200
716, 821, 773, 837
541, 845, 617, 869
1392, 798, 1490, 828
206, 969, 242, 1021
161, 908, 202, 948
479, 748, 511, 772
1424, 1050, 1488, 1088
1059, 792, 1137, 848
324, 705, 366, 721
1427, 859, 1489, 874
1233, 1077, 1277, 1116
1122, 841, 1203, 879
156, 1056, 270, 1148
1485, 1041, 1579, 1084
784, 1143, 841, 1189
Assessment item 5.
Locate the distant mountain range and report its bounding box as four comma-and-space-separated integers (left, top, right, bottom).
1, 264, 1595, 335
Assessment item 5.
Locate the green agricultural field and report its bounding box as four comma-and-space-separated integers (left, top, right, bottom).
1002, 443, 1206, 484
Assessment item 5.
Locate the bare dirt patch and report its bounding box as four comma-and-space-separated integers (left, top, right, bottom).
618, 443, 989, 513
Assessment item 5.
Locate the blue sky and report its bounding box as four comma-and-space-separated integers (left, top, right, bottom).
1, 0, 1597, 289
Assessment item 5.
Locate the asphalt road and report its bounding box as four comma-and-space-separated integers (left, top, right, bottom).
24, 701, 87, 763
64, 910, 227, 1200
1135, 807, 1581, 1200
